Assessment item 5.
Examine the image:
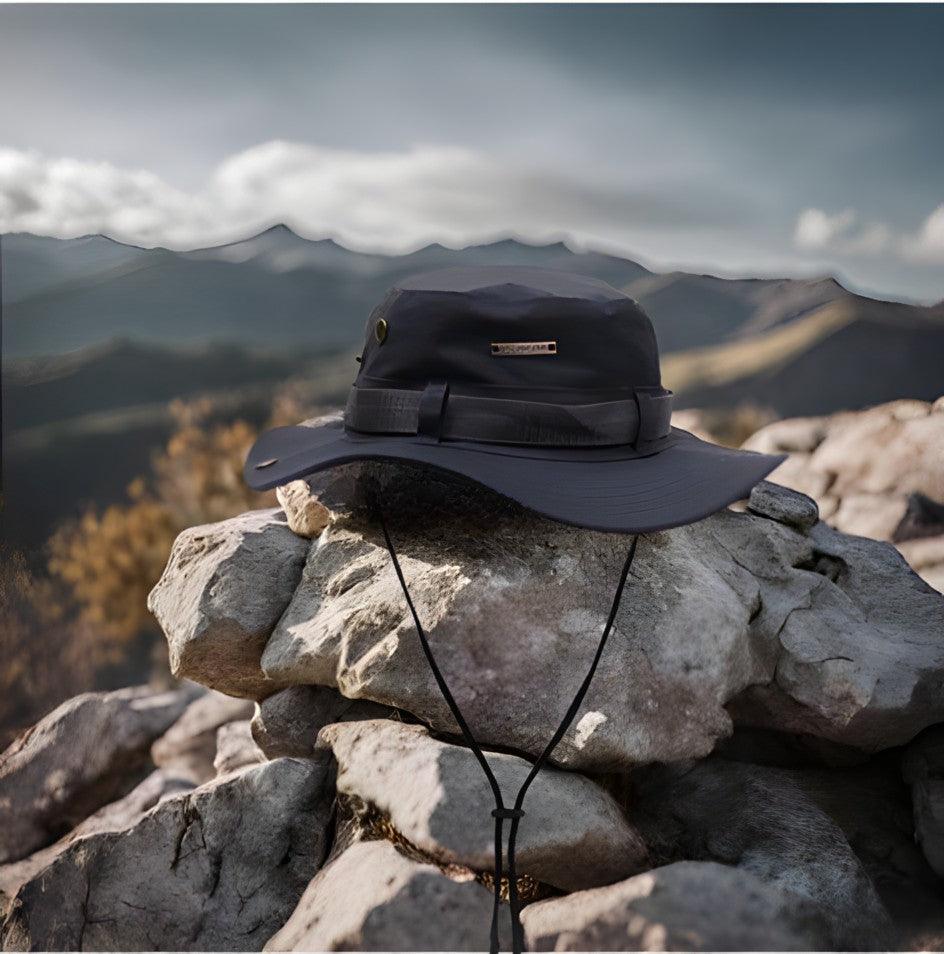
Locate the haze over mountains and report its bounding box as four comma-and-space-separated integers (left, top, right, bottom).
3, 226, 944, 550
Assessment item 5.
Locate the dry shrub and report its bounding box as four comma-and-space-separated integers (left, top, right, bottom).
46, 395, 290, 654
47, 488, 179, 647
0, 551, 99, 745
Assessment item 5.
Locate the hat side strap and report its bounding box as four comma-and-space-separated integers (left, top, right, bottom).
375, 496, 638, 954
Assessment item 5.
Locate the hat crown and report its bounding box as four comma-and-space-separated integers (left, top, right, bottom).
355, 266, 661, 402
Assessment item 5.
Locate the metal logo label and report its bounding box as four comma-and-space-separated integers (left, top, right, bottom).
490, 340, 558, 356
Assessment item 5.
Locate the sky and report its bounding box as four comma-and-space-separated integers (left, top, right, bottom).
1, 4, 942, 303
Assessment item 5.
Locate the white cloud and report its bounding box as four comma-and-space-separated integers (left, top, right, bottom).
0, 141, 728, 254
794, 207, 857, 250
793, 205, 944, 263
902, 204, 944, 264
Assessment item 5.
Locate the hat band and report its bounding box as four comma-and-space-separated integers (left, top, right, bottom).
344, 384, 673, 450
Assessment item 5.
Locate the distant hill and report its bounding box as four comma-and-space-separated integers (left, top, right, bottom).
3, 338, 325, 432
1, 228, 652, 358
624, 271, 849, 352
663, 296, 944, 416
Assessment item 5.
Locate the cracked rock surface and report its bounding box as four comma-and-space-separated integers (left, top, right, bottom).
3, 757, 333, 951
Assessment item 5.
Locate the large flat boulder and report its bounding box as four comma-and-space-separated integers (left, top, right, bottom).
3, 757, 333, 951
148, 509, 309, 698
265, 839, 509, 952
522, 860, 831, 952
318, 719, 648, 891
0, 686, 193, 864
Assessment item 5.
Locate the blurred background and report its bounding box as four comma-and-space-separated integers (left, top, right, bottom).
2, 4, 943, 744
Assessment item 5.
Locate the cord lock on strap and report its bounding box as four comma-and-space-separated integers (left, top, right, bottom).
491, 807, 526, 820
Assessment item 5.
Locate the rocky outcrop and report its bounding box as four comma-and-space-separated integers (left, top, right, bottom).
151, 468, 944, 769
4, 757, 333, 952
251, 685, 395, 760
152, 690, 254, 784
0, 685, 193, 864
148, 509, 309, 698
319, 720, 648, 891
744, 397, 944, 590
266, 839, 510, 952
4, 452, 941, 952
521, 861, 831, 952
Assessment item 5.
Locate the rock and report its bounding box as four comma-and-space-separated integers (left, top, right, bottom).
743, 398, 944, 589
251, 685, 396, 760
148, 509, 310, 698
153, 469, 944, 769
4, 757, 333, 952
902, 726, 944, 878
213, 720, 265, 776
152, 690, 254, 784
748, 480, 819, 531
0, 768, 192, 902
521, 860, 832, 952
0, 685, 193, 864
276, 481, 331, 539
633, 758, 893, 949
318, 720, 648, 891
265, 839, 510, 952
727, 520, 944, 749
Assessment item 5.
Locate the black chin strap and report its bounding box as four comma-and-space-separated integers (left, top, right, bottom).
376, 504, 637, 954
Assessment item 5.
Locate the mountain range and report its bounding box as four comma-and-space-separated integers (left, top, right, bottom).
2, 226, 943, 550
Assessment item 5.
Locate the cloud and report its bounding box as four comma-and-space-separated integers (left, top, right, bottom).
902, 203, 944, 264
0, 141, 740, 253
794, 204, 944, 264
794, 208, 857, 251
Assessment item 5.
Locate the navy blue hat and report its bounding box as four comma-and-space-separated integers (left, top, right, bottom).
246, 266, 783, 532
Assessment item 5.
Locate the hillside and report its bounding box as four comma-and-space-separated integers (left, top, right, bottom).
664, 296, 944, 415
0, 227, 867, 359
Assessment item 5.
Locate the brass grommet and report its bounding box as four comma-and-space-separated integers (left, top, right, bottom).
375, 318, 388, 344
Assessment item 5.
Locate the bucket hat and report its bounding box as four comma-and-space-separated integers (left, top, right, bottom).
245, 266, 784, 952
247, 266, 782, 532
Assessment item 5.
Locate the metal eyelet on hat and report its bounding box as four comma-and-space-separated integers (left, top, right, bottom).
375, 318, 388, 343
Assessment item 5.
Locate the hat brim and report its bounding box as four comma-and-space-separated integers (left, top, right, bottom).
245, 419, 785, 534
